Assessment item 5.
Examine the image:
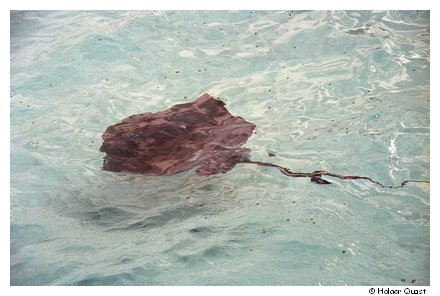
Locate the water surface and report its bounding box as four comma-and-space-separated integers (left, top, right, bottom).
10, 10, 430, 285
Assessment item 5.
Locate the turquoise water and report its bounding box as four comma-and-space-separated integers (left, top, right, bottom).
10, 10, 429, 285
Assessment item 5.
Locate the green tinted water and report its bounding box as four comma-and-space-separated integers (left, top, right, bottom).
10, 10, 429, 285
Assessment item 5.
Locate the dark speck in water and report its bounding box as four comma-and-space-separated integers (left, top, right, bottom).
400, 278, 406, 282
256, 202, 260, 206
342, 250, 347, 254
268, 152, 276, 157
286, 77, 290, 80
254, 32, 257, 35
198, 69, 201, 72
184, 96, 187, 99
411, 279, 416, 283
286, 219, 290, 221
98, 38, 102, 41
268, 89, 271, 92
175, 71, 180, 74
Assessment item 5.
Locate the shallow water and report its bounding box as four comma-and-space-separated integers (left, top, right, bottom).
10, 10, 429, 285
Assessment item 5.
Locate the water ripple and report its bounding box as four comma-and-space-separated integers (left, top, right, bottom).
10, 10, 429, 285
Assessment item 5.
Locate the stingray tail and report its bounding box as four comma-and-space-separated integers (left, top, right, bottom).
240, 159, 429, 189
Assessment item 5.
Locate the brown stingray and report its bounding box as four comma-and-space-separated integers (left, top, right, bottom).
100, 93, 428, 188
100, 93, 255, 176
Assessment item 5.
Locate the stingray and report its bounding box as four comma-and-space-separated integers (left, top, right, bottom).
100, 93, 428, 188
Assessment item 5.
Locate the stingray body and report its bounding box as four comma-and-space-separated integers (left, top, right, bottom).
100, 93, 427, 188
100, 93, 255, 176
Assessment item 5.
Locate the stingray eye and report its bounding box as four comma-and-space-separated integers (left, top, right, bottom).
121, 132, 138, 141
